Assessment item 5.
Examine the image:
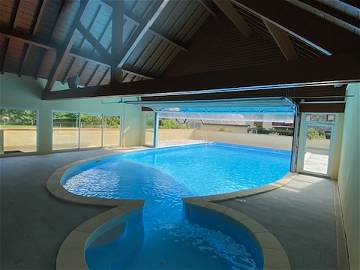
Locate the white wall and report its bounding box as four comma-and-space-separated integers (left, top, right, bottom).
0, 73, 143, 153
337, 83, 360, 269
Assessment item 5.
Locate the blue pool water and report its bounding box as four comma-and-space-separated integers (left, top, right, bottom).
62, 143, 291, 269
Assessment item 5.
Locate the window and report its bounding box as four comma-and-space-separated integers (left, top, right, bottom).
52, 112, 121, 151
80, 114, 102, 149
0, 108, 37, 153
103, 115, 121, 147
143, 112, 154, 147
305, 113, 335, 122
53, 112, 79, 151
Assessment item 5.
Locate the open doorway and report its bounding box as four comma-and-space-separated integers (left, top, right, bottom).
297, 113, 337, 177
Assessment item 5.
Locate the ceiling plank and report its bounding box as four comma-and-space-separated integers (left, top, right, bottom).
117, 0, 171, 68
44, 0, 89, 91
18, 0, 48, 76
263, 20, 297, 61
0, 0, 21, 73
98, 67, 110, 85
86, 64, 100, 86
0, 29, 155, 80
213, 0, 252, 37
230, 0, 360, 54
42, 54, 360, 100
111, 0, 124, 82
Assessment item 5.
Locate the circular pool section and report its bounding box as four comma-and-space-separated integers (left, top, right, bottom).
62, 143, 291, 269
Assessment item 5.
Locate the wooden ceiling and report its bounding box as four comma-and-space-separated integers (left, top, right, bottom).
0, 0, 212, 87
1, 0, 359, 105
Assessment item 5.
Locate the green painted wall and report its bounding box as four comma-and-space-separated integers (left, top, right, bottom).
0, 73, 143, 153
338, 83, 360, 269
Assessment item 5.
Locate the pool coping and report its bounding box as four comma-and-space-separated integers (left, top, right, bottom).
46, 146, 293, 270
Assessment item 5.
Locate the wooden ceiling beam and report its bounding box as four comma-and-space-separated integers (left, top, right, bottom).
42, 54, 360, 100
77, 23, 111, 61
230, 0, 360, 54
18, 0, 48, 76
117, 0, 171, 68
263, 20, 297, 61
124, 13, 188, 52
198, 0, 217, 17
0, 29, 154, 80
299, 102, 345, 113
0, 0, 21, 73
44, 0, 89, 91
141, 86, 346, 102
111, 0, 124, 82
213, 0, 252, 37
101, 0, 187, 52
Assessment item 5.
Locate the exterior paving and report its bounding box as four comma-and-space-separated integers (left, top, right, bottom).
220, 174, 338, 270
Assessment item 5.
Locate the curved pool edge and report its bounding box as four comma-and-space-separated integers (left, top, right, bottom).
46, 146, 294, 270
184, 199, 291, 270
188, 172, 297, 202
56, 203, 144, 270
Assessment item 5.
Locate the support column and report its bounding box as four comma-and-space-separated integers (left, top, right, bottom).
153, 112, 159, 148
37, 108, 53, 154
291, 105, 301, 172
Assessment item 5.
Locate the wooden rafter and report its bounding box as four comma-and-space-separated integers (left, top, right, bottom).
42, 54, 360, 100
62, 4, 101, 84
111, 0, 124, 82
100, 0, 187, 52
230, 0, 360, 54
18, 0, 48, 76
34, 0, 65, 79
198, 0, 217, 17
117, 0, 171, 68
0, 0, 21, 73
213, 0, 252, 37
263, 20, 297, 61
0, 29, 154, 80
44, 0, 89, 91
77, 10, 112, 84
77, 23, 110, 61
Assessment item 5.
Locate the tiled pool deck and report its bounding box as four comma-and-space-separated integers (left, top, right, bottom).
0, 149, 345, 269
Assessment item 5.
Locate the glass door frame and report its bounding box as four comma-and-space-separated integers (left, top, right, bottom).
297, 113, 338, 177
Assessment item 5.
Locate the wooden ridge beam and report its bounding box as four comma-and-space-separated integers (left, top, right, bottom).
45, 0, 89, 91
42, 54, 360, 100
230, 0, 360, 54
